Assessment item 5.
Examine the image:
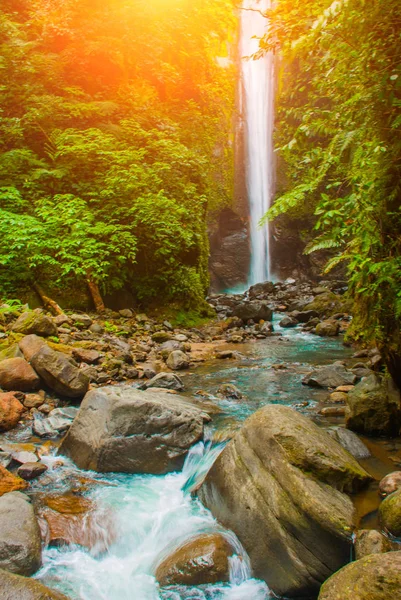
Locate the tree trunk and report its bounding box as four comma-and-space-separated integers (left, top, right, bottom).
33, 283, 64, 316
86, 277, 105, 313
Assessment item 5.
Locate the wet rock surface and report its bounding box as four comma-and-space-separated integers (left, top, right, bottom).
0, 568, 70, 600
60, 386, 209, 474
155, 533, 232, 586
199, 405, 371, 598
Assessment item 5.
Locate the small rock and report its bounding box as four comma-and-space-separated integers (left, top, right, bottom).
33, 407, 78, 438
70, 313, 93, 329
166, 350, 190, 370
315, 320, 340, 337
335, 385, 354, 393
0, 343, 23, 362
0, 392, 24, 432
0, 452, 12, 468
354, 529, 394, 559
23, 392, 45, 409
53, 314, 70, 327
329, 392, 348, 403
329, 427, 371, 459
0, 466, 28, 496
379, 488, 401, 536
89, 323, 104, 334
379, 471, 401, 497
31, 345, 89, 399
217, 383, 243, 400
18, 334, 46, 361
72, 348, 101, 364
303, 362, 357, 389
0, 357, 40, 392
279, 316, 298, 328
319, 406, 346, 417
152, 331, 172, 343
11, 450, 38, 464
215, 350, 234, 359
141, 372, 184, 391
119, 309, 134, 318
17, 462, 48, 481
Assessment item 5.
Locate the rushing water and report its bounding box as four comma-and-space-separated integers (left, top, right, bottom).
241, 0, 275, 285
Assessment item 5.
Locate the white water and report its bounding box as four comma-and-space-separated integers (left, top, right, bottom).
37, 444, 271, 600
241, 0, 275, 285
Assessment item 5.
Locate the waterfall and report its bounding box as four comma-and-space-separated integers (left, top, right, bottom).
240, 0, 275, 285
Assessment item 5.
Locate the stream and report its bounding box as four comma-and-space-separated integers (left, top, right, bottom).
5, 318, 399, 599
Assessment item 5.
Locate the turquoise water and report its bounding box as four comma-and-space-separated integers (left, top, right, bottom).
35, 322, 349, 599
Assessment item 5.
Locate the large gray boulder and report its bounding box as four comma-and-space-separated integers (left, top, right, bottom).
345, 374, 401, 435
59, 386, 209, 474
232, 301, 273, 322
0, 569, 69, 600
198, 405, 371, 598
303, 362, 357, 388
318, 552, 401, 600
31, 345, 89, 399
12, 310, 57, 337
0, 492, 42, 575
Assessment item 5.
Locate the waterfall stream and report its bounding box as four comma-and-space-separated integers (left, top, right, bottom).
241, 0, 275, 285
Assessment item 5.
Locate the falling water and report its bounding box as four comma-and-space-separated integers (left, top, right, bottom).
241, 0, 275, 285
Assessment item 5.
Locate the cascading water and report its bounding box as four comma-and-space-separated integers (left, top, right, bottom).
36, 444, 271, 600
241, 0, 275, 285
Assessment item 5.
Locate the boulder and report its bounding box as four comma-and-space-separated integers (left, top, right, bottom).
318, 551, 401, 600
0, 569, 69, 600
12, 310, 57, 337
0, 491, 42, 575
248, 281, 275, 298
303, 362, 357, 388
0, 358, 40, 392
379, 488, 401, 536
18, 335, 46, 362
198, 405, 371, 598
166, 350, 190, 370
0, 466, 28, 496
279, 316, 298, 328
290, 310, 319, 323
140, 372, 184, 391
31, 345, 89, 399
354, 529, 394, 559
329, 427, 371, 459
17, 462, 48, 481
0, 344, 23, 362
345, 374, 401, 436
32, 407, 79, 438
0, 392, 24, 432
379, 471, 401, 497
232, 301, 273, 322
315, 320, 340, 337
305, 292, 349, 317
59, 386, 208, 474
155, 533, 232, 586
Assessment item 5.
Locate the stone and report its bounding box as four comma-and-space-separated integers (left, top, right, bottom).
31, 345, 89, 399
379, 488, 401, 536
335, 385, 355, 392
0, 392, 24, 432
32, 407, 79, 438
70, 314, 93, 329
303, 362, 357, 388
140, 372, 184, 391
155, 533, 232, 586
318, 551, 401, 600
354, 529, 394, 559
0, 491, 42, 575
0, 466, 28, 496
59, 386, 208, 474
11, 450, 38, 464
379, 471, 401, 497
12, 310, 57, 337
329, 391, 348, 403
198, 405, 371, 598
0, 569, 69, 600
166, 350, 189, 370
23, 392, 45, 409
315, 320, 340, 337
0, 343, 23, 362
329, 427, 371, 459
119, 309, 134, 318
279, 316, 298, 328
0, 452, 12, 468
345, 374, 401, 436
215, 350, 234, 359
232, 301, 273, 322
53, 314, 70, 327
0, 357, 40, 392
216, 383, 243, 400
89, 323, 104, 334
152, 331, 172, 343
319, 406, 346, 417
248, 281, 275, 298
305, 292, 348, 317
18, 335, 46, 362
290, 310, 319, 323
17, 462, 48, 481
71, 348, 101, 364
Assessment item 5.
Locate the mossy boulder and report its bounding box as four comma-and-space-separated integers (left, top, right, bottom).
12, 310, 57, 337
0, 344, 23, 363
318, 551, 401, 600
305, 292, 350, 317
198, 405, 371, 599
345, 374, 401, 436
0, 568, 69, 600
315, 320, 340, 337
379, 488, 401, 536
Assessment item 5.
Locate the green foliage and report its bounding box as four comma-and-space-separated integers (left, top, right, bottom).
0, 0, 237, 308
262, 0, 401, 376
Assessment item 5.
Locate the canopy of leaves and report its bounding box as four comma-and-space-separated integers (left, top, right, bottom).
0, 0, 237, 307
262, 0, 401, 381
